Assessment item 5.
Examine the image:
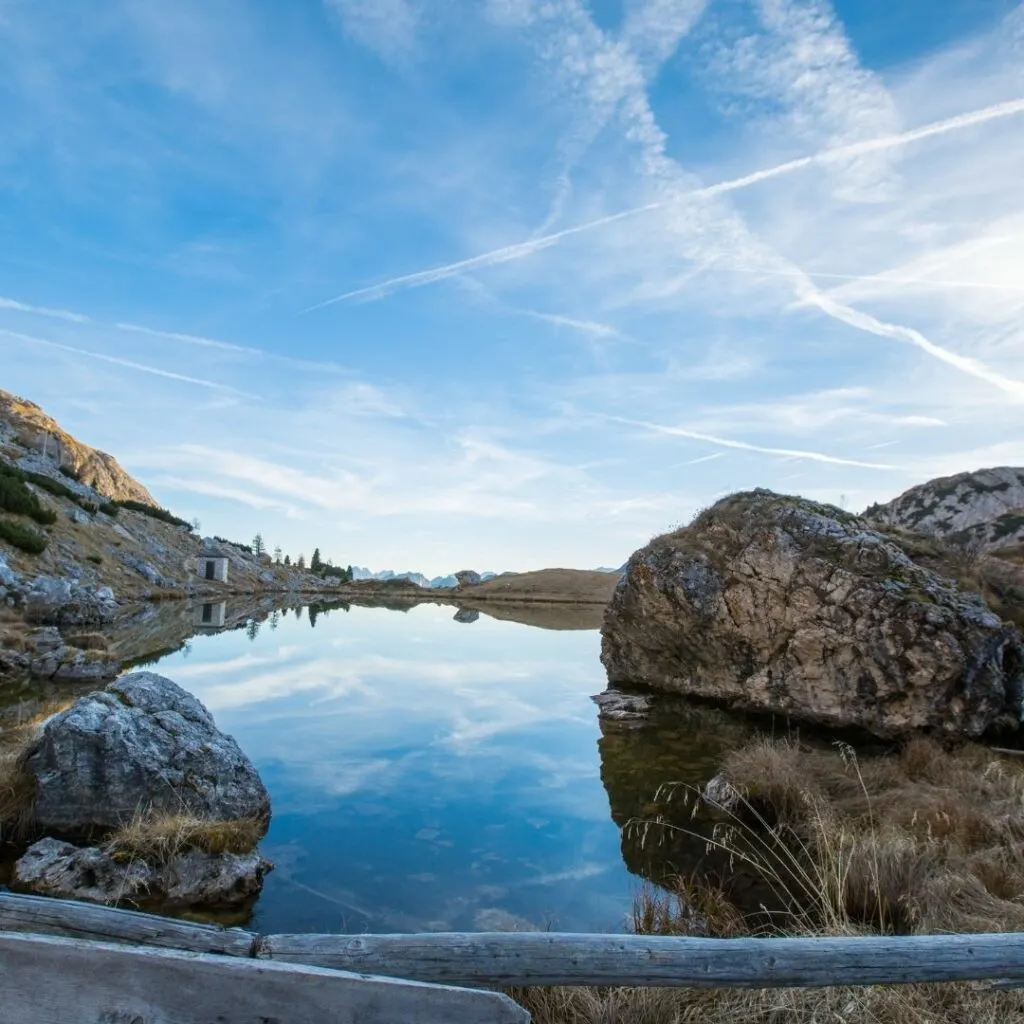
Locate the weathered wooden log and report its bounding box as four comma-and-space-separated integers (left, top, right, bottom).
260, 930, 1024, 989
0, 931, 531, 1024
0, 891, 256, 956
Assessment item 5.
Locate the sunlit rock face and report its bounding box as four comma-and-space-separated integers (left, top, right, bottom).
865, 467, 1024, 552
601, 490, 1024, 739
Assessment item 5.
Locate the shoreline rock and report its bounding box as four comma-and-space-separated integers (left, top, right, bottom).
13, 837, 273, 908
601, 490, 1024, 738
25, 671, 271, 837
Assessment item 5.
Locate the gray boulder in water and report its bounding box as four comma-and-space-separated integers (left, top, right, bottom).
14, 837, 272, 908
25, 672, 271, 836
601, 490, 1024, 738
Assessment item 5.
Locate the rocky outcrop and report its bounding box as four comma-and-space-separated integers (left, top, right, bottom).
25, 672, 271, 836
22, 576, 118, 626
0, 389, 156, 504
13, 837, 272, 907
601, 490, 1024, 738
866, 467, 1024, 551
0, 626, 120, 681
455, 570, 482, 589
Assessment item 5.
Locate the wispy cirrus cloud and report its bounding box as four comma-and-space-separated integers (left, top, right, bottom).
324, 0, 421, 62
0, 329, 257, 396
305, 97, 1024, 306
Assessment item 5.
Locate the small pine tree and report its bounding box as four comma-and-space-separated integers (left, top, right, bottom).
252, 533, 265, 557
297, 554, 306, 570
346, 564, 354, 582
273, 546, 282, 564
311, 547, 323, 573
284, 553, 291, 566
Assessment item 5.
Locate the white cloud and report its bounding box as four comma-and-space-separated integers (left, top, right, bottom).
325, 0, 420, 62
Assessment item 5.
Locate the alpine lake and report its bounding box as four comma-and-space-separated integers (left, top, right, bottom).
0, 596, 782, 934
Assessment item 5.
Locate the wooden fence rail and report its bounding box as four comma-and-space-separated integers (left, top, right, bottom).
4, 891, 1024, 993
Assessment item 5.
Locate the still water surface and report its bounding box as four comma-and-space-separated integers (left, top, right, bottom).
151, 602, 644, 935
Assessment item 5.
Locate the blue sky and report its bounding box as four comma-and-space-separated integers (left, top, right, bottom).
1, 0, 1022, 575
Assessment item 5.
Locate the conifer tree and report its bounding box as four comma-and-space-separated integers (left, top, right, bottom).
284, 554, 291, 566
297, 554, 306, 570
311, 547, 323, 573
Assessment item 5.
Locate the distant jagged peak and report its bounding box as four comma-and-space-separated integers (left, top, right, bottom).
865, 466, 1024, 551
0, 389, 155, 505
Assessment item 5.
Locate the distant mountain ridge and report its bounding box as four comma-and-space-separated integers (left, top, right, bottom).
0, 389, 155, 505
865, 466, 1024, 552
349, 567, 500, 589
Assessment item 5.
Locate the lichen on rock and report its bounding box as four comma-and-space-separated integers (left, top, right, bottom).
24, 671, 271, 837
601, 490, 1024, 738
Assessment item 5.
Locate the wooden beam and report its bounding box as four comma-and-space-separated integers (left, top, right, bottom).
0, 932, 531, 1024
260, 930, 1024, 989
0, 892, 256, 957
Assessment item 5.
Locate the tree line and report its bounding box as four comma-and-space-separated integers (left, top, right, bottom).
250, 533, 354, 582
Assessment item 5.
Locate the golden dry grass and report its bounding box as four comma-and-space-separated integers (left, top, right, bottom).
104, 811, 264, 866
466, 569, 620, 604
510, 737, 1024, 1024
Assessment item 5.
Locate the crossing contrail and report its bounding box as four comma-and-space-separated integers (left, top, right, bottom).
300, 96, 1024, 311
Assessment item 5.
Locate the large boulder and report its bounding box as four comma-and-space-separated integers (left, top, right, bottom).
25, 672, 270, 836
601, 490, 1024, 738
455, 570, 482, 589
13, 837, 272, 908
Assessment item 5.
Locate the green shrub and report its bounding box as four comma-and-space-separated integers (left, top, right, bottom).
23, 470, 76, 502
98, 501, 119, 517
86, 554, 103, 565
58, 464, 81, 482
114, 499, 191, 529
0, 518, 48, 554
0, 466, 58, 525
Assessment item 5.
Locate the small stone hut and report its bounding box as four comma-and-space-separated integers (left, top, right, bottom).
196, 549, 229, 582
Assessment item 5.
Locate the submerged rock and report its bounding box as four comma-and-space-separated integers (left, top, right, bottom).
591, 689, 654, 724
25, 671, 271, 836
601, 490, 1024, 738
453, 607, 480, 623
13, 837, 272, 907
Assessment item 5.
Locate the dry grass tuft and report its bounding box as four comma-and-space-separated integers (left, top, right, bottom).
0, 706, 62, 838
511, 979, 1024, 1024
510, 736, 1024, 1023
104, 812, 264, 866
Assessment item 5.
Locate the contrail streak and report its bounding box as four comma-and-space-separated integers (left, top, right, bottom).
1, 330, 256, 396
302, 97, 1024, 310
0, 296, 91, 323
605, 414, 898, 469
801, 292, 1024, 400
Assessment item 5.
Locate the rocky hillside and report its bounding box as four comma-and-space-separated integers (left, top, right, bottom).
0, 389, 353, 605
0, 389, 155, 504
865, 466, 1024, 552
601, 489, 1024, 739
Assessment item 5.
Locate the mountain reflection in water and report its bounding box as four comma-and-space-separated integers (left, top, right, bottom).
1, 597, 758, 934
